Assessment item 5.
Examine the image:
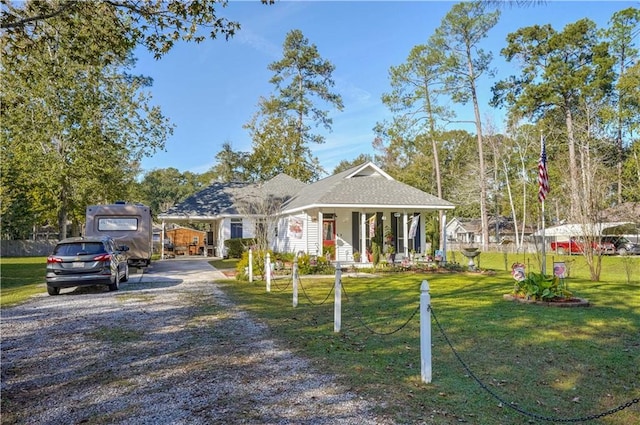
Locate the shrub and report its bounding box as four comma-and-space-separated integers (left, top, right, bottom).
297, 253, 334, 275
235, 248, 272, 281
371, 242, 381, 265
512, 272, 572, 301
442, 262, 465, 272
225, 238, 256, 259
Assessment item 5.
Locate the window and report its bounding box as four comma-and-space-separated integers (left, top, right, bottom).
230, 218, 243, 239
192, 236, 199, 244
54, 242, 105, 256
98, 217, 137, 231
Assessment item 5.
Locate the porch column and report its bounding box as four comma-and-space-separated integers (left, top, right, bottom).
441, 212, 447, 263
403, 213, 409, 258
317, 211, 323, 257
360, 212, 367, 263
419, 213, 426, 254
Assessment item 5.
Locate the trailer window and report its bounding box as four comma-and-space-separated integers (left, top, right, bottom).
98, 218, 138, 231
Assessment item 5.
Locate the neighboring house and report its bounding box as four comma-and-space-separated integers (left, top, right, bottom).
446, 216, 536, 247
446, 217, 483, 245
159, 162, 455, 263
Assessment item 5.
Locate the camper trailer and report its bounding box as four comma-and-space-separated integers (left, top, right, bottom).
85, 203, 153, 267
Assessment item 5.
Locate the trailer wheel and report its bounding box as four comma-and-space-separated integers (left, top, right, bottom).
557, 247, 566, 255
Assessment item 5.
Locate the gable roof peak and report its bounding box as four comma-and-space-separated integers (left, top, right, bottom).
345, 161, 393, 180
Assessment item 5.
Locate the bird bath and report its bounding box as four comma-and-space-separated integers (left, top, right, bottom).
461, 248, 481, 271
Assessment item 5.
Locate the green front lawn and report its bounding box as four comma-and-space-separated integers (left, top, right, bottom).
219, 253, 640, 425
0, 257, 47, 307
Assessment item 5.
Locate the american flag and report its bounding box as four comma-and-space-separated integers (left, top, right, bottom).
368, 215, 376, 237
538, 136, 550, 203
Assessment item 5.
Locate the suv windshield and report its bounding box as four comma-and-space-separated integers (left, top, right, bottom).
54, 242, 106, 256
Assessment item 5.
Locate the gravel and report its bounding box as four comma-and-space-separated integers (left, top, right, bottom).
1, 259, 393, 425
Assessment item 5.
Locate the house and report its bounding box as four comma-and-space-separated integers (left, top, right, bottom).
158, 162, 455, 263
446, 217, 483, 245
446, 216, 537, 248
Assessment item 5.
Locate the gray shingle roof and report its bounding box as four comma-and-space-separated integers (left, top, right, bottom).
159, 163, 454, 221
281, 162, 454, 213
158, 174, 307, 220
159, 181, 249, 220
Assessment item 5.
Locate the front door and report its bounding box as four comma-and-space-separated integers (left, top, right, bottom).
323, 217, 336, 260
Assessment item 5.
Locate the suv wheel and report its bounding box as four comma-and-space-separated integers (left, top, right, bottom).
618, 247, 627, 255
108, 273, 120, 292
121, 265, 129, 282
47, 285, 60, 296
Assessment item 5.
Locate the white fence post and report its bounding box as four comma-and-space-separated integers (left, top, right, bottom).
249, 248, 253, 283
292, 255, 299, 307
334, 262, 342, 333
421, 279, 432, 383
265, 252, 271, 292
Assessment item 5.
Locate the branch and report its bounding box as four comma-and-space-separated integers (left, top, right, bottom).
1, 1, 76, 29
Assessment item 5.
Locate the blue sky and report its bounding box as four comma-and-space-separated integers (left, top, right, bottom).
134, 1, 637, 177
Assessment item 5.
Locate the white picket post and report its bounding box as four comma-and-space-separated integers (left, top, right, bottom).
292, 255, 299, 307
334, 262, 341, 333
249, 248, 253, 283
265, 252, 271, 292
421, 279, 432, 383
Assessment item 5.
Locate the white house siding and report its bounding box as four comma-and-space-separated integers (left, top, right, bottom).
216, 217, 255, 257
334, 218, 355, 262
273, 213, 320, 256
306, 216, 320, 256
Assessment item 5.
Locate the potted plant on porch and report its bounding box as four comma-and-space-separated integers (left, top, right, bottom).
386, 244, 396, 263
353, 251, 361, 262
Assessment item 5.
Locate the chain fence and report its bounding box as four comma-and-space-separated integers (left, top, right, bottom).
269, 270, 638, 422
297, 277, 334, 305
341, 281, 420, 335
269, 274, 292, 293
429, 305, 640, 423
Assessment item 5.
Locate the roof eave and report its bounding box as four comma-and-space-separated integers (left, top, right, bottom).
281, 203, 455, 216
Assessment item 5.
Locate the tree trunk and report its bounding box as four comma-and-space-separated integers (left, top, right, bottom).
425, 88, 445, 252
468, 61, 489, 250
565, 102, 580, 220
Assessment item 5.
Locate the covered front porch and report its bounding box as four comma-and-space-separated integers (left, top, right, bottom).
274, 208, 451, 265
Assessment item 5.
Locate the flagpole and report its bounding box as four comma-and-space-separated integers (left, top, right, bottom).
540, 134, 547, 276
541, 197, 546, 276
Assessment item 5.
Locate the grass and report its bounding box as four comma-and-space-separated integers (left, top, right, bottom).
209, 257, 240, 270
0, 256, 241, 307
2, 253, 639, 424
90, 326, 145, 344
0, 257, 47, 307
218, 253, 640, 425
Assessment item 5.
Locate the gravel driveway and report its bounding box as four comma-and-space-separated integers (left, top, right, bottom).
1, 259, 392, 425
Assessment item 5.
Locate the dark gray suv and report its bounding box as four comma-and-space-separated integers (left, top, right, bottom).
46, 236, 129, 295
601, 236, 640, 255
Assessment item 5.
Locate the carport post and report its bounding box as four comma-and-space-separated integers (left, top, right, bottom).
249, 248, 253, 283
421, 279, 432, 383
161, 220, 165, 260
334, 262, 341, 333
292, 255, 299, 307
265, 252, 271, 292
